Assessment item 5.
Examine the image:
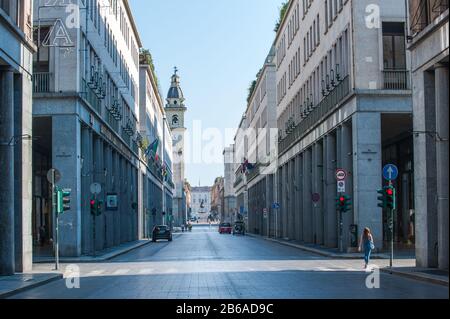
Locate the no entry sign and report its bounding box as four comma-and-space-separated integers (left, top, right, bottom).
336, 169, 347, 181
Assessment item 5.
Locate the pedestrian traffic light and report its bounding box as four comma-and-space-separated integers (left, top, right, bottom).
57, 188, 71, 214
386, 186, 396, 210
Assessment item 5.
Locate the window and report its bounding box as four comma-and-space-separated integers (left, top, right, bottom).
382, 22, 406, 70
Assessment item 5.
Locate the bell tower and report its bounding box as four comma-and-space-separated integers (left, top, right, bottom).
165, 67, 187, 225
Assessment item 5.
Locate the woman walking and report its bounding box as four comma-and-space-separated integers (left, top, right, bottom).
359, 227, 375, 269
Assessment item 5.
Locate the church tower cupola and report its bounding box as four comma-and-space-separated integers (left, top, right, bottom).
166, 67, 185, 107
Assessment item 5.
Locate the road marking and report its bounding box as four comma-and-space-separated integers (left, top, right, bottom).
86, 270, 105, 277
113, 269, 130, 275
165, 268, 178, 274
139, 268, 154, 275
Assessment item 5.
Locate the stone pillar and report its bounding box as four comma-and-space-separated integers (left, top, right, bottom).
314, 142, 324, 245
81, 126, 93, 255
53, 115, 82, 257
303, 148, 313, 243
414, 70, 438, 268
93, 136, 104, 251
282, 165, 288, 238
288, 159, 295, 240
105, 145, 114, 247
435, 64, 449, 270
293, 155, 300, 241
297, 154, 304, 241
341, 122, 354, 251
0, 68, 15, 275
352, 113, 383, 250
324, 133, 337, 247
14, 72, 33, 272
112, 151, 120, 246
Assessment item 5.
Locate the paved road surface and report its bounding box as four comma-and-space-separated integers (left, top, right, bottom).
10, 226, 448, 299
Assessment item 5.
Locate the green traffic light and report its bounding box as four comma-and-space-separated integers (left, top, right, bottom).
56, 188, 71, 214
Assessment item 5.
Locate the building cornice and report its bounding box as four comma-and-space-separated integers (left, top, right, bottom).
124, 0, 143, 48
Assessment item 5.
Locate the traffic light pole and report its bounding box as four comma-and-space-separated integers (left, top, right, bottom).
389, 181, 394, 271
92, 194, 96, 257
339, 210, 344, 253
52, 171, 59, 271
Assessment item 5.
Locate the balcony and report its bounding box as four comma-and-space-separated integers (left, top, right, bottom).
279, 75, 350, 156
233, 175, 243, 188
33, 72, 51, 93
81, 78, 101, 114
383, 70, 410, 90
409, 0, 449, 36
246, 164, 260, 183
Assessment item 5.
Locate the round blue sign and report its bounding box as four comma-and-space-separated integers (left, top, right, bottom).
383, 164, 399, 181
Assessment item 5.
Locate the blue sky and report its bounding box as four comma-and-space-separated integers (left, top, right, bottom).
129, 0, 284, 186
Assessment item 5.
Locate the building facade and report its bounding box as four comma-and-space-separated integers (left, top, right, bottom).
223, 145, 236, 223
234, 47, 278, 236
275, 0, 413, 251
165, 68, 187, 227
0, 0, 35, 275
211, 177, 224, 221
190, 186, 212, 220
407, 0, 448, 269
32, 0, 143, 257
138, 51, 174, 239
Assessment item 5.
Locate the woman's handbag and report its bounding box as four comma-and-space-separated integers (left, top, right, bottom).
370, 241, 375, 250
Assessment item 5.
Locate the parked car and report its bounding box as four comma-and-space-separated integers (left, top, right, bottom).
152, 225, 172, 242
233, 221, 246, 236
219, 222, 232, 234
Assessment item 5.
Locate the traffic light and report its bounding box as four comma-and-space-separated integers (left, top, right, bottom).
377, 188, 387, 209
386, 186, 396, 210
336, 195, 352, 213
96, 200, 103, 216
90, 199, 97, 216
57, 188, 71, 214
377, 186, 396, 210
90, 198, 103, 216
342, 195, 352, 213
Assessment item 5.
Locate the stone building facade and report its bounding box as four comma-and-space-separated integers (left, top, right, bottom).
407, 0, 448, 269
274, 0, 413, 251
31, 0, 145, 257
0, 0, 35, 275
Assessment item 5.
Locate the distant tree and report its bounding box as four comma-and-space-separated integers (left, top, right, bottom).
140, 48, 160, 89
247, 68, 263, 104
274, 1, 290, 33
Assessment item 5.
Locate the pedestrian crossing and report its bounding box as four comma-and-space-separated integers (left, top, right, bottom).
79, 264, 370, 278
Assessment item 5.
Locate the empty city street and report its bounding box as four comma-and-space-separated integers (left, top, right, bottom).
10, 226, 448, 299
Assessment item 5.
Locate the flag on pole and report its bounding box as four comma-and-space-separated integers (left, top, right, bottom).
145, 138, 159, 158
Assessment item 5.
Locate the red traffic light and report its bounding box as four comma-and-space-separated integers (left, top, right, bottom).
386, 188, 394, 196
90, 200, 96, 206
339, 197, 345, 202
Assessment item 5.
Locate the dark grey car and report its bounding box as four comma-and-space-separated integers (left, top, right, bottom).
152, 225, 172, 242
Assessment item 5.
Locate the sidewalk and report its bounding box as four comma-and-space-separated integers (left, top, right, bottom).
247, 233, 448, 286
248, 234, 394, 259
380, 267, 449, 287
0, 272, 62, 299
33, 239, 152, 264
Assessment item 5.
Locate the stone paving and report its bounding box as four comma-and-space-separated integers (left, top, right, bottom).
8, 226, 449, 299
